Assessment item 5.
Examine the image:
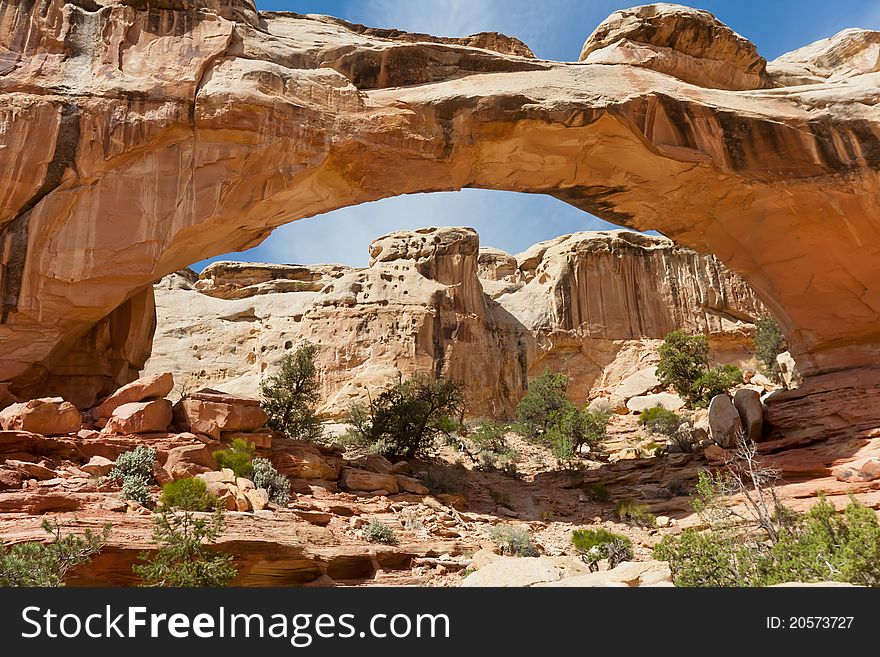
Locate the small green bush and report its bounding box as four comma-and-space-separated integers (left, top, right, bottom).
363, 520, 397, 545
212, 438, 255, 479
489, 489, 513, 508
260, 341, 323, 441
252, 457, 291, 506
755, 315, 787, 381
656, 330, 742, 408
108, 446, 156, 505
543, 406, 608, 460
638, 406, 682, 437
343, 374, 464, 459
487, 525, 539, 557
0, 519, 110, 587
133, 508, 237, 587
615, 499, 656, 527
160, 478, 216, 512
582, 482, 610, 501
571, 528, 633, 570
469, 421, 519, 473
516, 370, 571, 439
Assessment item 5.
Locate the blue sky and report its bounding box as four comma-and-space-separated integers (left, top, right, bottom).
196, 1, 880, 269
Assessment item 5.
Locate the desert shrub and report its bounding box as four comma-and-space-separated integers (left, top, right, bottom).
582, 482, 610, 501
0, 519, 110, 587
342, 374, 464, 459
544, 406, 609, 461
133, 507, 236, 587
363, 520, 397, 545
108, 446, 156, 505
755, 315, 787, 381
468, 421, 519, 473
694, 364, 742, 402
516, 370, 571, 439
212, 438, 255, 479
656, 330, 742, 408
260, 341, 323, 441
668, 424, 699, 454
571, 528, 633, 571
638, 406, 681, 437
251, 457, 291, 506
160, 477, 216, 512
488, 524, 539, 557
654, 441, 880, 587
615, 498, 656, 527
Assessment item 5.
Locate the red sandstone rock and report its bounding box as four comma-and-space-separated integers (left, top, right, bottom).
105, 399, 172, 435
172, 396, 268, 440
94, 372, 174, 419
163, 444, 219, 480
0, 398, 81, 435
339, 468, 399, 494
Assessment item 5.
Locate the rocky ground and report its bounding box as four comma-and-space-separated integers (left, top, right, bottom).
1, 367, 878, 588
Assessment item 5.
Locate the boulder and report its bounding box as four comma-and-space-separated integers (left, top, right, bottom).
395, 474, 429, 495
197, 468, 236, 485
537, 560, 673, 587
271, 440, 341, 480
94, 372, 174, 419
173, 396, 267, 439
163, 444, 219, 480
0, 398, 81, 435
461, 557, 560, 587
703, 443, 731, 464
221, 430, 273, 449
733, 388, 764, 441
613, 366, 660, 400
5, 459, 56, 481
80, 455, 114, 477
350, 454, 394, 474
339, 468, 399, 494
776, 351, 802, 389
708, 394, 743, 448
626, 393, 684, 413
105, 399, 172, 435
0, 468, 23, 490
244, 487, 270, 511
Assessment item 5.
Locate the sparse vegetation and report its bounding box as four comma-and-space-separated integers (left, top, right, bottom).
212, 438, 255, 479
363, 520, 397, 545
133, 506, 237, 587
251, 457, 291, 506
543, 406, 609, 461
489, 488, 513, 509
656, 330, 742, 408
654, 440, 880, 587
516, 370, 571, 439
160, 477, 216, 512
755, 315, 787, 382
260, 341, 323, 441
638, 406, 681, 437
615, 498, 656, 527
516, 370, 608, 462
488, 524, 539, 557
571, 528, 633, 571
468, 421, 519, 474
108, 446, 156, 505
342, 374, 464, 459
0, 519, 110, 587
582, 482, 610, 501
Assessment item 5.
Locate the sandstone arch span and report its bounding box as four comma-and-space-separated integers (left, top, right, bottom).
1, 1, 880, 436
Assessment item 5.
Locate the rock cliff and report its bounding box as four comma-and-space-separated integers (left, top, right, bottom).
145, 227, 764, 417
0, 2, 879, 436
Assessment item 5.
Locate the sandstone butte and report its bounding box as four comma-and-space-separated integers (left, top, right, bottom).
1, 1, 880, 438
145, 227, 764, 418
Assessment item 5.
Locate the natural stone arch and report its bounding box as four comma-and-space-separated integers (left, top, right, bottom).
1, 1, 879, 437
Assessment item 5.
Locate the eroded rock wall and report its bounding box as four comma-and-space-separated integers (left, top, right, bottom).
145, 227, 764, 418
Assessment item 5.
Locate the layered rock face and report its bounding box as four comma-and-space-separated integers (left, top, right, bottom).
1, 2, 879, 434
145, 227, 764, 417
